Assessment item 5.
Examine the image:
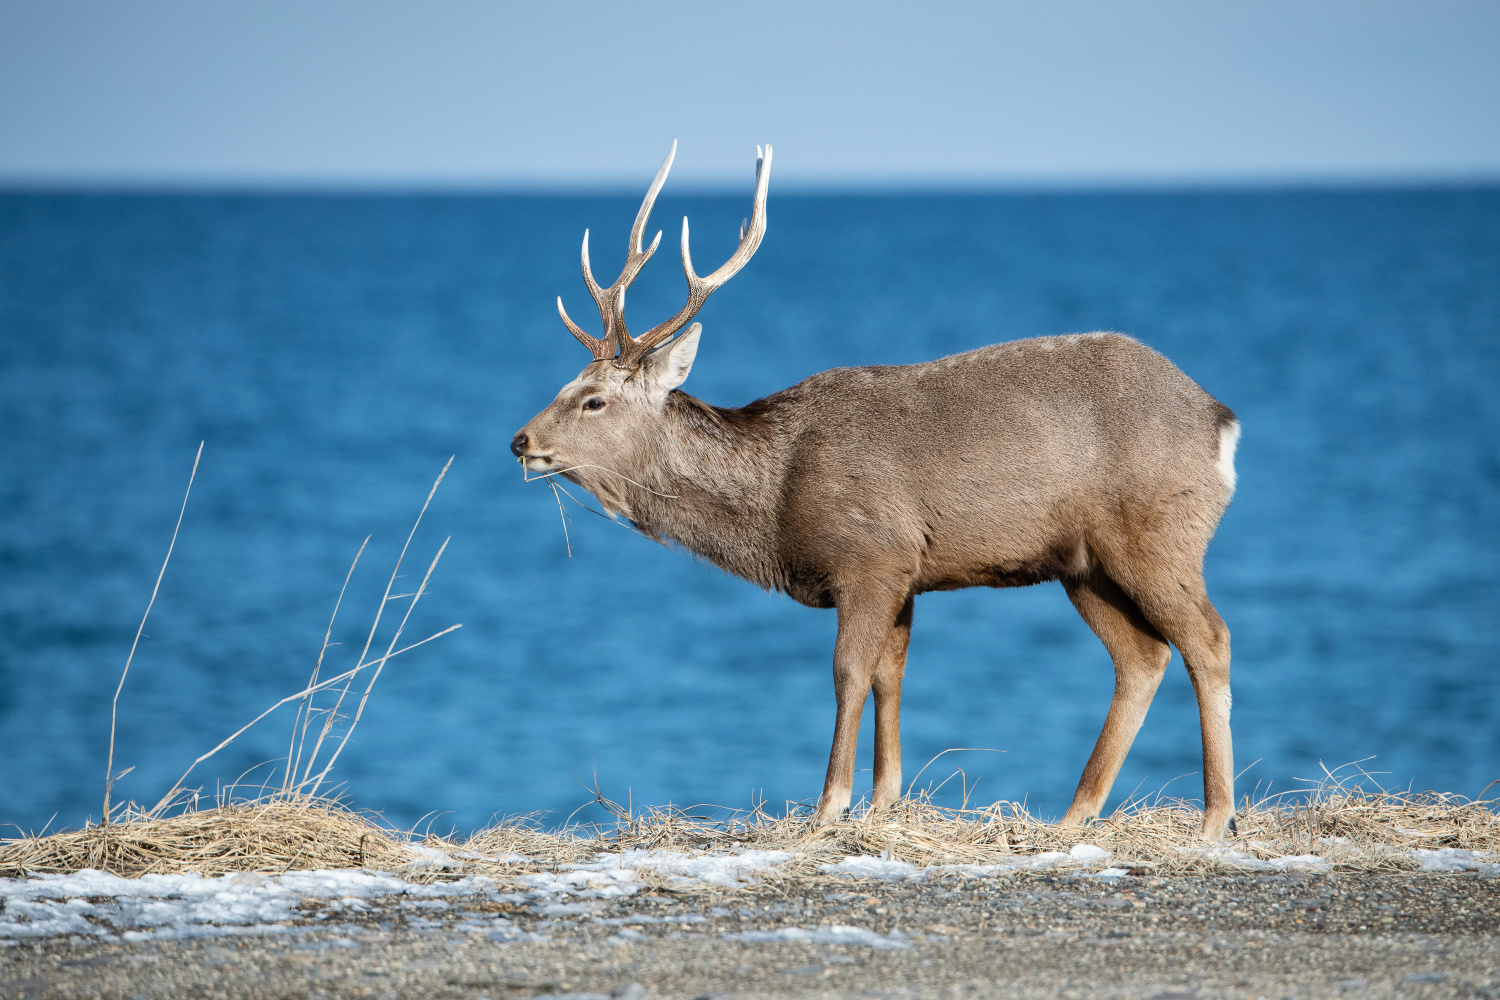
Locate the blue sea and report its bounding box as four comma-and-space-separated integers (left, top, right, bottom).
1, 187, 1497, 835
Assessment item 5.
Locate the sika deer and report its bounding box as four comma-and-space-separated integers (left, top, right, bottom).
512, 143, 1241, 837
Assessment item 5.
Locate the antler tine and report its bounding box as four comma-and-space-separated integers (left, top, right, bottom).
557, 296, 613, 360
602, 143, 674, 328
565, 142, 678, 359
630, 140, 676, 256
619, 144, 773, 365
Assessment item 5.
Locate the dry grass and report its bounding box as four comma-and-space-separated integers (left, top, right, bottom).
4, 780, 1495, 887
516, 783, 1500, 884
0, 798, 413, 879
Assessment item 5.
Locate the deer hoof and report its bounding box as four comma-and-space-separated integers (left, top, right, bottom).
1056, 807, 1099, 829
810, 804, 852, 827
1200, 811, 1237, 841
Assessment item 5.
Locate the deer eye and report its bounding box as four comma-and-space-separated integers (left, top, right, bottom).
582, 396, 606, 412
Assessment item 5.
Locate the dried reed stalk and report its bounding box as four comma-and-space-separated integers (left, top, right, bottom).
103, 442, 203, 823
12, 458, 463, 883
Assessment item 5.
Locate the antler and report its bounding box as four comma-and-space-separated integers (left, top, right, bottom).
556, 141, 676, 360
556, 143, 773, 368
615, 145, 772, 369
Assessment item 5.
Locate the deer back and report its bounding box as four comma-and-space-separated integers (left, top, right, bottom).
614, 332, 1235, 609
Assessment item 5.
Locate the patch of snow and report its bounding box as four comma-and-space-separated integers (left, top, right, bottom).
276, 870, 497, 899
924, 856, 1046, 879
921, 851, 1089, 880
515, 847, 793, 895
619, 848, 792, 888
923, 864, 1014, 879
822, 845, 1112, 882
1414, 848, 1500, 874
1263, 854, 1332, 872
1177, 847, 1331, 872
405, 845, 462, 870
1069, 843, 1112, 861
0, 868, 503, 943
452, 850, 532, 863
401, 898, 450, 909
1018, 850, 1073, 868
515, 858, 640, 897
726, 924, 912, 950
121, 923, 300, 942
1081, 868, 1131, 878
820, 856, 920, 881
539, 901, 602, 916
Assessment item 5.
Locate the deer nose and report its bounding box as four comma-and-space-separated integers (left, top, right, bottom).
510, 431, 529, 457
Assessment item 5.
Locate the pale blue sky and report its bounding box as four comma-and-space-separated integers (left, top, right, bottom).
2, 0, 1498, 187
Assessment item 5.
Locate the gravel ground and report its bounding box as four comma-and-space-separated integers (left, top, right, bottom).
3, 870, 1497, 999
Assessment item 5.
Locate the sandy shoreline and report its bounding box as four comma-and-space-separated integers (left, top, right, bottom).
4, 869, 1496, 998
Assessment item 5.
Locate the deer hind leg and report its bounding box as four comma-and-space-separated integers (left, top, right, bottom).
813, 586, 910, 826
871, 596, 915, 812
1114, 562, 1236, 840
1058, 571, 1172, 827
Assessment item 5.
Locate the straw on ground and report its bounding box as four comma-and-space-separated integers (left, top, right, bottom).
4, 781, 1495, 887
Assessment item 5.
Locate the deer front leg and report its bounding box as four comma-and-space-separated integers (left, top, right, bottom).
813, 589, 909, 826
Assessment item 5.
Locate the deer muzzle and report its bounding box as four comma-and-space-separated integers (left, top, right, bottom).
511, 430, 557, 471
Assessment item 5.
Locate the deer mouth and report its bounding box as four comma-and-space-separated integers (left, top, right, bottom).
522, 452, 557, 472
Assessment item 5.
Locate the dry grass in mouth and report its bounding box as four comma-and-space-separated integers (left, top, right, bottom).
2, 781, 1495, 886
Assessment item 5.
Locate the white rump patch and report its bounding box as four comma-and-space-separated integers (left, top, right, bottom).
1216, 420, 1241, 490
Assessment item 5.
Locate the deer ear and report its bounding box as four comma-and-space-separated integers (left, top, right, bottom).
643, 322, 701, 397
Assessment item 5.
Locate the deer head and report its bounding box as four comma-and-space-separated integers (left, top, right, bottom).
510, 142, 772, 489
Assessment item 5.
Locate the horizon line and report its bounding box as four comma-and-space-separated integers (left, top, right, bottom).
3, 171, 1499, 197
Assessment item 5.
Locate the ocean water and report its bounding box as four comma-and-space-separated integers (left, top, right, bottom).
1, 187, 1497, 835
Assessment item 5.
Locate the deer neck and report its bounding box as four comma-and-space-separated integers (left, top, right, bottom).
610, 392, 788, 588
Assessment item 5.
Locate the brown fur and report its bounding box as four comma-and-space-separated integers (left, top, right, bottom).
516, 331, 1239, 837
